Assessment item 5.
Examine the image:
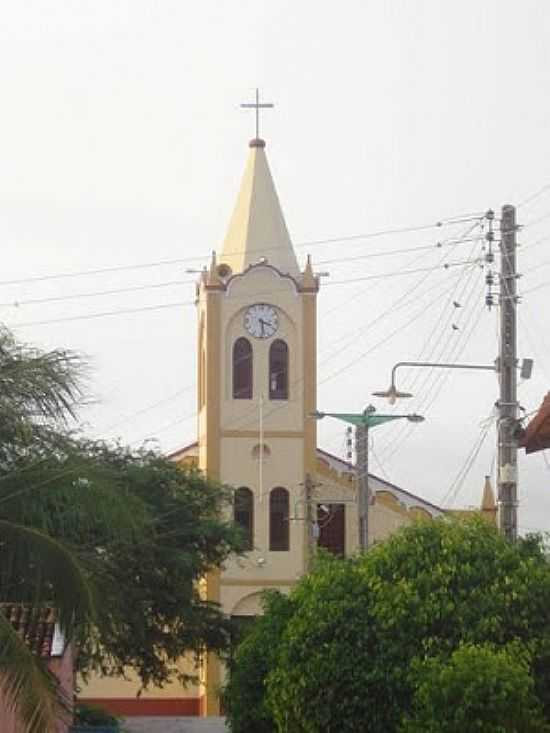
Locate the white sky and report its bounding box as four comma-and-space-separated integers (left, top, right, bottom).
2, 1, 550, 533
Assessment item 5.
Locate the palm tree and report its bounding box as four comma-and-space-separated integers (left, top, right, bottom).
0, 327, 95, 732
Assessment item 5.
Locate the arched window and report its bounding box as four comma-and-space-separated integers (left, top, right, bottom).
233, 338, 253, 399
234, 487, 254, 550
269, 339, 288, 400
269, 487, 289, 551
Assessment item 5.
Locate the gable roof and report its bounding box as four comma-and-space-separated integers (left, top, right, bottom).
317, 447, 445, 515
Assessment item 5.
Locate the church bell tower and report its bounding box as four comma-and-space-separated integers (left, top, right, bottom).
196, 133, 319, 712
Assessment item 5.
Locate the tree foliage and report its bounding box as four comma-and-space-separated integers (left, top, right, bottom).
0, 327, 94, 732
70, 446, 245, 688
0, 325, 245, 727
226, 519, 550, 733
401, 643, 549, 733
224, 591, 294, 733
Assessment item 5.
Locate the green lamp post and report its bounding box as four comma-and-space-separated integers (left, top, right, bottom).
312, 405, 424, 550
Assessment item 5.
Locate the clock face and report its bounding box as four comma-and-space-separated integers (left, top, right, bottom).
244, 304, 279, 339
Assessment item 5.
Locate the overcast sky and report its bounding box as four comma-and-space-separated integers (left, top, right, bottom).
2, 1, 550, 533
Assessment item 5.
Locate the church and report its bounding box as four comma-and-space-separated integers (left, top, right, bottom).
78, 127, 496, 717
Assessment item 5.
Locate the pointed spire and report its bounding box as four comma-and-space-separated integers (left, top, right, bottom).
220, 141, 300, 278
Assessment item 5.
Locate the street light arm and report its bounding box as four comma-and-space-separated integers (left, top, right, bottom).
390, 360, 496, 387
373, 361, 497, 404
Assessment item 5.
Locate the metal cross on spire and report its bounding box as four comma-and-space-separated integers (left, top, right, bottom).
240, 88, 274, 140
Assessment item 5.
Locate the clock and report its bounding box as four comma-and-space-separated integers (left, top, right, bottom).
244, 304, 279, 339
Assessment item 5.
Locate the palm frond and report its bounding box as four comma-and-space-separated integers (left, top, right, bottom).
0, 521, 95, 636
0, 326, 85, 425
0, 608, 67, 733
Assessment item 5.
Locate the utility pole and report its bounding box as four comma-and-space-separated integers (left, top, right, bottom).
355, 420, 369, 550
498, 205, 519, 541
304, 472, 318, 569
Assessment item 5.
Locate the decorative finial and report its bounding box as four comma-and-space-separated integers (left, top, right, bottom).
302, 254, 318, 291
206, 250, 221, 287
240, 88, 274, 144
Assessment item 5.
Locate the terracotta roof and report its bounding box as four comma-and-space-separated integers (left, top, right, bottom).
520, 392, 550, 454
1, 604, 65, 658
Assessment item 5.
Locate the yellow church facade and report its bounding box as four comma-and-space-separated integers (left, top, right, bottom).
78, 134, 496, 717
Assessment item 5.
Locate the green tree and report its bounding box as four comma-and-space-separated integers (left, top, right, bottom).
401, 643, 549, 733
0, 326, 245, 726
262, 519, 550, 733
0, 327, 95, 732
224, 591, 294, 733
69, 445, 245, 688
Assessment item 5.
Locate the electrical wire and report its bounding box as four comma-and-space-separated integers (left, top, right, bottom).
0, 236, 480, 311
0, 280, 193, 309
95, 383, 196, 436
440, 409, 496, 508
377, 259, 486, 463
7, 258, 481, 329
319, 272, 478, 387
9, 300, 195, 328
0, 214, 484, 288
519, 183, 550, 209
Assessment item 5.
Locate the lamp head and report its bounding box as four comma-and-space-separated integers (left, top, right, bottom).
372, 384, 414, 405
406, 413, 425, 423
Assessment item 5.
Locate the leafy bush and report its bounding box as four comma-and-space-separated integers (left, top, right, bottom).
401, 643, 550, 732
229, 519, 550, 732
73, 703, 120, 728
223, 590, 294, 733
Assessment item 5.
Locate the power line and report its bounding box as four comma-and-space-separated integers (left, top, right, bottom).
314, 236, 478, 267
440, 409, 496, 508
378, 262, 485, 463
0, 237, 479, 310
318, 271, 476, 387
0, 214, 484, 288
524, 210, 550, 228
519, 183, 550, 209
9, 300, 195, 328
0, 279, 193, 309
7, 258, 482, 328
95, 383, 196, 436
375, 222, 488, 463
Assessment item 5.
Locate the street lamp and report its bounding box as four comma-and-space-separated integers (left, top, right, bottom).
311, 405, 424, 550
373, 360, 497, 404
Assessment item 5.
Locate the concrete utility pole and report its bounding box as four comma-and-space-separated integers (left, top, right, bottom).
355, 420, 369, 550
498, 205, 519, 541
304, 472, 318, 568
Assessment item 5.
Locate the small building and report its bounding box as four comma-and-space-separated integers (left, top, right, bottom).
0, 605, 73, 733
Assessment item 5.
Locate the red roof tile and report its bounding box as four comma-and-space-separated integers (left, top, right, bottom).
520, 392, 550, 454
1, 604, 64, 658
